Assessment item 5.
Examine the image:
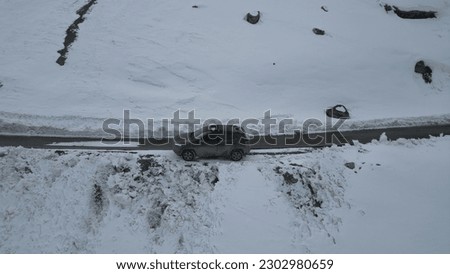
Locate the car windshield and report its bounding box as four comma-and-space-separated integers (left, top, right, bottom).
188, 127, 207, 142
192, 127, 205, 139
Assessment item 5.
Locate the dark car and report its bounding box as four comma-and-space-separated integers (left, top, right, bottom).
172, 125, 251, 161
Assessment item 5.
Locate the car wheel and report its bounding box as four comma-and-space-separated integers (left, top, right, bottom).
181, 150, 195, 161
230, 150, 244, 161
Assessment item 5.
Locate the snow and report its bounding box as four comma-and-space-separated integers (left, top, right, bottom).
320, 137, 450, 253
1, 0, 450, 253
210, 163, 298, 253
1, 136, 450, 253
1, 0, 450, 136
48, 140, 141, 147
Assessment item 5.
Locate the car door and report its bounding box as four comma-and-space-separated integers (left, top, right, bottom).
216, 130, 233, 157
196, 132, 218, 157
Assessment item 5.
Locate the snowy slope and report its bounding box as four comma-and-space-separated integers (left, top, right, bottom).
1, 0, 450, 135
1, 136, 450, 253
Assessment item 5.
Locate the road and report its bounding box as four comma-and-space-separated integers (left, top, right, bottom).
1, 124, 449, 151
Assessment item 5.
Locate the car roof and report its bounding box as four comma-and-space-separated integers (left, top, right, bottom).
191, 124, 245, 138
203, 124, 244, 132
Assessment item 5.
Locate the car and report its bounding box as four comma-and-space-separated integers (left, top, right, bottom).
172, 125, 251, 161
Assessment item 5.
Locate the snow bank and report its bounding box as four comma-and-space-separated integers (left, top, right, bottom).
0, 150, 218, 253
1, 136, 450, 253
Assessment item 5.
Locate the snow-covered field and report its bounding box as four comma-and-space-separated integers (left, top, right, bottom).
1, 136, 449, 253
1, 0, 450, 135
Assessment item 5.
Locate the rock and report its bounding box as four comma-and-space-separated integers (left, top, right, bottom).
312, 28, 325, 35
283, 172, 298, 185
0, 81, 3, 88
415, 60, 433, 84
321, 6, 328, 12
345, 162, 356, 170
384, 4, 393, 13
246, 11, 261, 24
192, 5, 198, 8
326, 104, 350, 119
274, 166, 282, 174
114, 165, 131, 173
54, 150, 67, 156
210, 176, 219, 186
393, 6, 436, 19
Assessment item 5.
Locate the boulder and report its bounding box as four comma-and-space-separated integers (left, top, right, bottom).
393, 6, 436, 19
415, 60, 433, 84
312, 28, 325, 35
246, 11, 261, 24
345, 162, 356, 170
326, 105, 350, 119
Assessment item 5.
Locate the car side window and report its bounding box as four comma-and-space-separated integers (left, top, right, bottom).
203, 130, 225, 145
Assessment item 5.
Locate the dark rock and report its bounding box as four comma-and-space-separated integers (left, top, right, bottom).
192, 5, 198, 8
211, 176, 219, 186
56, 0, 98, 66
246, 11, 261, 24
321, 6, 328, 12
274, 166, 282, 174
0, 81, 3, 88
114, 165, 131, 173
54, 150, 67, 156
312, 28, 325, 35
307, 183, 315, 195
393, 6, 436, 19
384, 4, 393, 13
313, 199, 322, 208
326, 104, 350, 119
415, 60, 433, 84
283, 172, 298, 185
23, 166, 32, 174
345, 162, 356, 170
138, 157, 161, 172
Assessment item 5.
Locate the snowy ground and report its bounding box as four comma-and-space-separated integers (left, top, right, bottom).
1, 0, 450, 136
1, 136, 449, 253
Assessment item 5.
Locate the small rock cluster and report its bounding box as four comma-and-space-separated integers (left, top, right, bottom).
415, 60, 433, 84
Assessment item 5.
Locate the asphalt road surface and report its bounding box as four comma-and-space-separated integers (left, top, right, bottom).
1, 124, 449, 151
